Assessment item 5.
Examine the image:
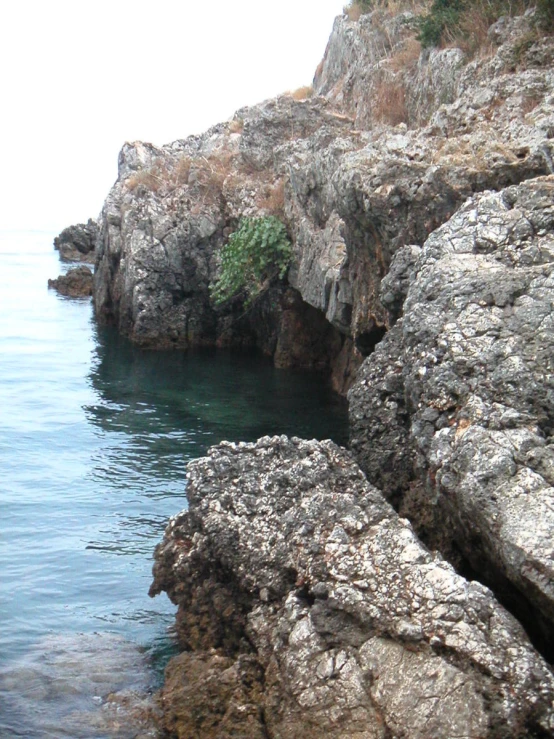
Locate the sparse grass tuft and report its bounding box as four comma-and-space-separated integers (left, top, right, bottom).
174, 156, 192, 185
288, 86, 314, 101
126, 160, 169, 192
344, 2, 365, 20
373, 79, 409, 124
229, 118, 244, 134
386, 36, 422, 70
257, 178, 286, 216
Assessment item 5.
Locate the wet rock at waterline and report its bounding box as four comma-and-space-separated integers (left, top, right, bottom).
54, 219, 98, 263
0, 633, 160, 738
48, 265, 93, 298
350, 175, 554, 653
150, 436, 554, 738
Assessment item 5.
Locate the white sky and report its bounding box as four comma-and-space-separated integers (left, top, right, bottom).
0, 0, 345, 234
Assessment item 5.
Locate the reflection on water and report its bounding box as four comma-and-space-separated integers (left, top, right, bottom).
0, 234, 348, 737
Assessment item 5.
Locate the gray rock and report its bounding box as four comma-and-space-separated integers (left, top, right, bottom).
350, 175, 554, 648
87, 11, 554, 390
150, 436, 554, 738
54, 219, 98, 263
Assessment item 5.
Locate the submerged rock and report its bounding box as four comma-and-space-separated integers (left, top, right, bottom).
48, 265, 93, 297
0, 633, 160, 738
150, 436, 554, 738
54, 219, 98, 263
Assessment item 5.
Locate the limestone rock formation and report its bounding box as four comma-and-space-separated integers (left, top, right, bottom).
48, 265, 94, 298
150, 437, 554, 738
350, 175, 554, 655
93, 99, 359, 391
90, 9, 554, 396
54, 219, 98, 263
68, 5, 554, 734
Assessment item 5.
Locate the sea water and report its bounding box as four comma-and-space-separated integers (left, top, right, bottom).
0, 232, 348, 737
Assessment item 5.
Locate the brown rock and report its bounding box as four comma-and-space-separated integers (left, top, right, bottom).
48, 266, 93, 297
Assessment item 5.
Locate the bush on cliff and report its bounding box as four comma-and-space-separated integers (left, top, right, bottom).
418, 0, 553, 48
211, 217, 292, 307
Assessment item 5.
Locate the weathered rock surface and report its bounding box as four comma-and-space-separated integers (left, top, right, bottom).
90, 9, 554, 396
48, 265, 94, 297
54, 218, 98, 263
350, 175, 554, 654
150, 436, 554, 738
93, 99, 359, 390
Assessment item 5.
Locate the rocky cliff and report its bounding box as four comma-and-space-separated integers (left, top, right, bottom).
75, 4, 554, 736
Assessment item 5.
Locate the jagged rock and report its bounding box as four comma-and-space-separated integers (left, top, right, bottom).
350, 175, 554, 652
150, 436, 554, 738
48, 266, 93, 297
93, 96, 357, 382
54, 219, 98, 263
86, 10, 554, 395
314, 11, 464, 128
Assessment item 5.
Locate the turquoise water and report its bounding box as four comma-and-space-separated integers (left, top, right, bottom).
0, 232, 348, 737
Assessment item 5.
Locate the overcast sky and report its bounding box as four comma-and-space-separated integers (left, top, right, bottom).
0, 0, 345, 234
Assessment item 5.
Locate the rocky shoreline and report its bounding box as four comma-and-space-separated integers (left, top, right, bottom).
59, 5, 554, 736
150, 436, 554, 737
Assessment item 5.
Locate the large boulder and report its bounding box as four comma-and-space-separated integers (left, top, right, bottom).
150, 436, 554, 738
350, 175, 554, 651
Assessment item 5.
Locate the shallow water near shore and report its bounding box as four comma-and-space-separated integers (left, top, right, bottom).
0, 232, 348, 738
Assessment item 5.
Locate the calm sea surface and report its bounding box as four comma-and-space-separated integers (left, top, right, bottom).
0, 232, 348, 737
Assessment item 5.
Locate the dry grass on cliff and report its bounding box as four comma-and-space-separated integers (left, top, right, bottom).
174, 156, 193, 185
387, 36, 422, 70
256, 178, 286, 217
124, 150, 238, 203
287, 86, 314, 101
228, 118, 244, 134
126, 161, 169, 193
345, 2, 365, 21
373, 78, 409, 124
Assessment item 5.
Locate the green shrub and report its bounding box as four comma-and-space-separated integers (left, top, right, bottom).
537, 0, 554, 30
211, 217, 292, 306
417, 0, 465, 47
417, 0, 553, 49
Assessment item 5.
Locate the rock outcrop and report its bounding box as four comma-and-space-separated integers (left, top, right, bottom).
150, 437, 554, 738
48, 265, 94, 297
350, 175, 554, 657
54, 219, 98, 263
90, 10, 554, 396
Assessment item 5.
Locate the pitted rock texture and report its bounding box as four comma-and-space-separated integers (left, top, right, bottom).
48, 266, 93, 298
93, 97, 358, 388
88, 9, 554, 395
150, 436, 554, 738
350, 175, 554, 652
54, 219, 98, 263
